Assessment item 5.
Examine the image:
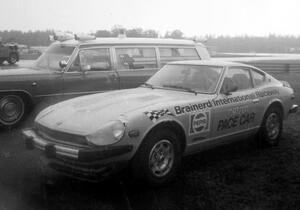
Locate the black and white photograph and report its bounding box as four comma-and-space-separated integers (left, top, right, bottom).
0, 0, 300, 209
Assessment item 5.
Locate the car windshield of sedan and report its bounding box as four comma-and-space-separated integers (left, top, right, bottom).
146, 64, 223, 93
34, 44, 75, 71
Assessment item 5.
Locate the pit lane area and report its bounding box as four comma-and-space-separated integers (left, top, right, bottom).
0, 60, 300, 209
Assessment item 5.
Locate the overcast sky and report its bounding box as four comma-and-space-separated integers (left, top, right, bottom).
1, 0, 300, 37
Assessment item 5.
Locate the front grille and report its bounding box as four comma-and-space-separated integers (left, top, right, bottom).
35, 123, 88, 147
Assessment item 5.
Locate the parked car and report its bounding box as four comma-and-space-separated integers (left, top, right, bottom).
0, 34, 209, 127
0, 42, 19, 65
23, 60, 298, 185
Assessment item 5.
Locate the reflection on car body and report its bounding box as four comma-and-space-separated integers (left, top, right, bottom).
23, 60, 298, 186
0, 33, 209, 127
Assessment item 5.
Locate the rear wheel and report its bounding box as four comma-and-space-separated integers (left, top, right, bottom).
0, 95, 26, 127
7, 53, 18, 65
131, 129, 181, 186
258, 105, 283, 147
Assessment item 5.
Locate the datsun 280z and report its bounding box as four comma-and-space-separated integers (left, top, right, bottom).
22, 60, 298, 186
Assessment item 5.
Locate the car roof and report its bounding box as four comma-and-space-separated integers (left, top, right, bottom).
59, 37, 205, 47
169, 60, 254, 68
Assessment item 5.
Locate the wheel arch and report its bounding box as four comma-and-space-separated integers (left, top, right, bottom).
265, 99, 284, 118
0, 90, 34, 109
141, 120, 187, 154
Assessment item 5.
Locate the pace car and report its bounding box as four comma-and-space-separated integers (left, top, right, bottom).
23, 60, 298, 186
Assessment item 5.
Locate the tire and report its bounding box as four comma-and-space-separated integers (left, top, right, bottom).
7, 53, 18, 65
131, 128, 182, 186
257, 105, 283, 147
0, 95, 26, 127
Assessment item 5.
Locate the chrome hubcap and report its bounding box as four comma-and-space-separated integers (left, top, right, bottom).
0, 96, 24, 124
149, 139, 174, 177
266, 113, 280, 140
10, 55, 17, 63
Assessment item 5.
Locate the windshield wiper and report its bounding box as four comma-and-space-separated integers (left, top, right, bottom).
162, 84, 197, 95
141, 82, 154, 89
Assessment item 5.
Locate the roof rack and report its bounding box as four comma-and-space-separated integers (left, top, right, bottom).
49, 31, 96, 42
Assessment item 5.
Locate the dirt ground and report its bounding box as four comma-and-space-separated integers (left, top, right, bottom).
0, 62, 300, 210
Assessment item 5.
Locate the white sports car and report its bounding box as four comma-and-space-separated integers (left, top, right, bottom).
23, 60, 298, 186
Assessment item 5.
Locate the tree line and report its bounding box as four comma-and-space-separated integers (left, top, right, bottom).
1, 28, 300, 53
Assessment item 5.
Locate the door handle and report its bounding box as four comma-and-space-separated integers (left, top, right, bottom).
32, 82, 37, 86
252, 98, 260, 104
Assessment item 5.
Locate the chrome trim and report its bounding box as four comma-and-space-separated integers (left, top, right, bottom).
35, 90, 107, 98
289, 104, 298, 114
23, 129, 79, 159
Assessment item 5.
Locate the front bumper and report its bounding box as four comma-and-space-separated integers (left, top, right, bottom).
289, 104, 298, 114
22, 129, 133, 180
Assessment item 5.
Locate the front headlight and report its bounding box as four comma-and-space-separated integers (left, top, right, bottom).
86, 120, 126, 146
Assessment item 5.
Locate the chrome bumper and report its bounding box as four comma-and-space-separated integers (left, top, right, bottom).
22, 129, 133, 161
289, 104, 298, 114
22, 129, 79, 159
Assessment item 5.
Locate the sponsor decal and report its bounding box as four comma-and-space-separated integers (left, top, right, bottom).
227, 106, 249, 117
189, 111, 210, 135
255, 89, 279, 98
212, 93, 256, 107
174, 89, 279, 115
144, 109, 174, 123
174, 101, 212, 115
217, 112, 255, 131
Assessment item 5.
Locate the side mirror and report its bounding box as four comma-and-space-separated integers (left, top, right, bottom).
59, 60, 68, 68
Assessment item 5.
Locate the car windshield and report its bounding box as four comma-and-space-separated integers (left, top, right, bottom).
146, 64, 223, 93
34, 44, 75, 71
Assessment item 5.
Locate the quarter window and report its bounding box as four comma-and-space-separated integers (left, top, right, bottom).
116, 47, 157, 70
69, 48, 111, 72
159, 47, 199, 66
252, 69, 265, 86
221, 68, 252, 92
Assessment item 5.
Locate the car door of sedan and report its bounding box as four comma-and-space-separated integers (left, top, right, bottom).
114, 46, 159, 89
62, 47, 119, 99
210, 67, 257, 141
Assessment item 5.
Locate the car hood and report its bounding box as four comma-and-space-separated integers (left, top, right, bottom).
36, 88, 213, 135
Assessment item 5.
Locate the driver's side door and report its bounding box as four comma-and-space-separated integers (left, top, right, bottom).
62, 47, 119, 98
211, 67, 256, 140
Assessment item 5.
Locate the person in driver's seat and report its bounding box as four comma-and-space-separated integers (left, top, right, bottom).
120, 54, 135, 69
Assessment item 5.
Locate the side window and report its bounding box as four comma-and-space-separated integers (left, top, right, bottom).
221, 68, 252, 93
116, 47, 157, 70
159, 47, 199, 66
69, 48, 111, 72
252, 69, 265, 86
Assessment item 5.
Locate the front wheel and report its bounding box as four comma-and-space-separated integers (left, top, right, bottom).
7, 53, 18, 65
0, 95, 26, 127
257, 106, 283, 147
131, 129, 182, 186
